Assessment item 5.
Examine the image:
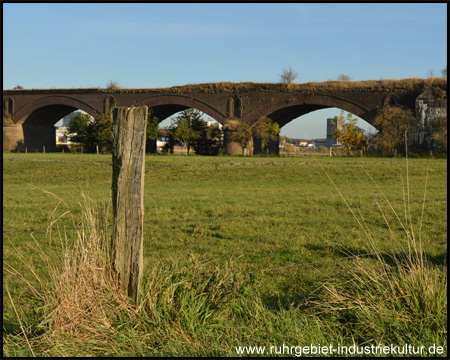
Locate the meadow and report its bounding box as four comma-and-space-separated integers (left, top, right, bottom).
3, 152, 447, 356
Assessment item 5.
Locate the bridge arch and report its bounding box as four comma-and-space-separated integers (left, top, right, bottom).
245, 94, 379, 155
137, 94, 227, 124
14, 95, 99, 126
244, 93, 376, 129
10, 96, 100, 152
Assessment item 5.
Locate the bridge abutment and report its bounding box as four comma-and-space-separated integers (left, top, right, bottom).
223, 129, 242, 155
3, 125, 25, 152
222, 119, 255, 156
3, 124, 60, 153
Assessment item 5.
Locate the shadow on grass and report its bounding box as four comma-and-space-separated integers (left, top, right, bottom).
3, 306, 47, 337
303, 242, 447, 268
2, 316, 22, 335
259, 242, 447, 312
424, 250, 448, 267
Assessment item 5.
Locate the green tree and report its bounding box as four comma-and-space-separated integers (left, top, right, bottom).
372, 105, 417, 155
93, 111, 113, 152
66, 111, 113, 153
194, 121, 223, 155
65, 112, 97, 152
146, 108, 160, 153
332, 111, 365, 154
254, 116, 280, 154
236, 122, 253, 155
170, 119, 196, 155
170, 109, 202, 155
169, 109, 223, 155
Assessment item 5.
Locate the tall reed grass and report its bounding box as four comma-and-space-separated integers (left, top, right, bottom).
309, 155, 447, 346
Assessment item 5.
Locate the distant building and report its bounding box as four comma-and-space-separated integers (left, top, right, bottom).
55, 126, 71, 144
54, 110, 94, 145
326, 117, 342, 147
206, 120, 222, 129
411, 89, 447, 149
299, 140, 308, 147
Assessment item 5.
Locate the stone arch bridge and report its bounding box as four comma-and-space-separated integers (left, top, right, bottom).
3, 79, 445, 153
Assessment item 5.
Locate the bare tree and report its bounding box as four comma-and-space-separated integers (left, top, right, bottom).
279, 66, 298, 85
106, 80, 121, 90
442, 66, 447, 77
337, 74, 351, 81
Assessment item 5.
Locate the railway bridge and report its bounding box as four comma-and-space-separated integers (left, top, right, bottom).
3, 78, 446, 153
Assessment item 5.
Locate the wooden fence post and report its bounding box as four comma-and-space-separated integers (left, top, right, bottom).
111, 106, 148, 302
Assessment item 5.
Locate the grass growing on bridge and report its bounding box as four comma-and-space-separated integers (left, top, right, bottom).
3, 153, 447, 356
7, 76, 446, 93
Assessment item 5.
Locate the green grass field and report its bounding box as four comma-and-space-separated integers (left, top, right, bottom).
3, 152, 447, 356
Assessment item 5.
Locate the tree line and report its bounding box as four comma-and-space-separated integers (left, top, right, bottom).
64, 108, 281, 155
64, 101, 446, 156
330, 89, 447, 155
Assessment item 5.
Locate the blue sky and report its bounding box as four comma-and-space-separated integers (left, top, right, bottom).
3, 3, 447, 138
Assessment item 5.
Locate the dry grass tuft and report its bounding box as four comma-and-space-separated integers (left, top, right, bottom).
309, 154, 447, 339
43, 192, 134, 337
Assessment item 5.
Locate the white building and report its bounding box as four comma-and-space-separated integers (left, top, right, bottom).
54, 110, 94, 145
206, 120, 222, 129
55, 126, 71, 144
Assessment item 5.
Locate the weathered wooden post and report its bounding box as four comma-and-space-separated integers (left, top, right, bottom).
111, 106, 148, 302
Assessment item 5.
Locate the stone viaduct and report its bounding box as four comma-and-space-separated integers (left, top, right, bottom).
2, 79, 446, 154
